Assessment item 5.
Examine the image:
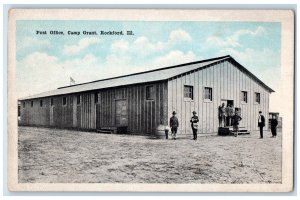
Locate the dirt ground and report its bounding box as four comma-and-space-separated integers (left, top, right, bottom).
18, 126, 282, 184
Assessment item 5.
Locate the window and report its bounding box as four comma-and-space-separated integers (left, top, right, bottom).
31, 101, 33, 107
204, 87, 213, 101
40, 100, 43, 107
184, 85, 193, 100
255, 92, 260, 104
62, 97, 67, 105
94, 93, 98, 103
241, 91, 248, 103
77, 95, 81, 105
22, 102, 25, 108
146, 85, 155, 100
50, 98, 54, 106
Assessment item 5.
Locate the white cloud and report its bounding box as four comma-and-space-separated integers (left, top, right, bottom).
16, 52, 102, 98
63, 37, 101, 55
153, 50, 198, 67
219, 47, 280, 89
111, 39, 129, 52
111, 28, 192, 56
206, 26, 266, 48
168, 29, 192, 44
17, 37, 51, 50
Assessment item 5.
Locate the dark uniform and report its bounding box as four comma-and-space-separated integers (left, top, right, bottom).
190, 115, 199, 140
170, 115, 179, 139
271, 118, 278, 137
231, 114, 242, 137
258, 114, 265, 138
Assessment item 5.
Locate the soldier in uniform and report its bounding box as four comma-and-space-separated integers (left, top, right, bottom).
169, 111, 179, 140
231, 111, 242, 137
190, 111, 199, 140
218, 103, 226, 127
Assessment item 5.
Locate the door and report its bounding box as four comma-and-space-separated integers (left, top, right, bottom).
115, 99, 128, 127
227, 100, 234, 107
50, 106, 54, 126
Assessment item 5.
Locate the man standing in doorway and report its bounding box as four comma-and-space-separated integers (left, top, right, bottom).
258, 111, 265, 139
170, 111, 179, 140
218, 103, 226, 127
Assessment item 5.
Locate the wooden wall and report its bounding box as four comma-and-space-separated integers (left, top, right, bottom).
95, 82, 168, 134
19, 81, 168, 134
167, 60, 271, 134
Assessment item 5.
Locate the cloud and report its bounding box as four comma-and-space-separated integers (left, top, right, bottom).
153, 50, 198, 67
206, 26, 266, 48
111, 28, 192, 56
218, 47, 280, 89
63, 37, 101, 55
17, 37, 51, 51
168, 28, 192, 44
16, 52, 102, 98
111, 39, 129, 52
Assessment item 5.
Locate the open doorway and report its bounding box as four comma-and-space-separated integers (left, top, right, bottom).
220, 99, 234, 126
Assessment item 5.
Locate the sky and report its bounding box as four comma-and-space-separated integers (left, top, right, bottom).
16, 20, 281, 111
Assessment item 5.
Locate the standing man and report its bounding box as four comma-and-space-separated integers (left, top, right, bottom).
258, 111, 265, 139
170, 111, 179, 140
270, 115, 278, 138
231, 111, 242, 137
190, 111, 199, 140
228, 104, 234, 126
218, 103, 226, 127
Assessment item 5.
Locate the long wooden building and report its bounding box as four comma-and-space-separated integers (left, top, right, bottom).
18, 55, 274, 134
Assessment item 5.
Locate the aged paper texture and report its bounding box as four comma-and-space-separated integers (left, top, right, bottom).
8, 9, 294, 192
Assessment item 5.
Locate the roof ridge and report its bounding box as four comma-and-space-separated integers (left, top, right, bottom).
57, 55, 231, 89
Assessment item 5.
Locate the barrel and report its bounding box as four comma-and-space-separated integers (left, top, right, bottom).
155, 124, 167, 139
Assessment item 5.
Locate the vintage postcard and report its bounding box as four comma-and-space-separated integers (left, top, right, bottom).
8, 9, 294, 192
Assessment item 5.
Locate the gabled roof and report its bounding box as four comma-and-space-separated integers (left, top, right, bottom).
19, 55, 274, 100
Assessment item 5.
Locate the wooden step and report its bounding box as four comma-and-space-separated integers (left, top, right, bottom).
96, 129, 113, 134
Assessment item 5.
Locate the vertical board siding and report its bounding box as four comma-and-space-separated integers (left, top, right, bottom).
167, 60, 271, 134
19, 60, 271, 135
20, 81, 168, 134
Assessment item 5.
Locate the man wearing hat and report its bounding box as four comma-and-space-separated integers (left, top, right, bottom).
190, 111, 199, 140
169, 111, 179, 140
231, 111, 242, 137
258, 111, 265, 139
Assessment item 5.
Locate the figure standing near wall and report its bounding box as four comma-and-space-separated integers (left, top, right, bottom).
218, 103, 226, 127
270, 115, 278, 138
258, 111, 265, 139
170, 111, 179, 140
190, 111, 199, 140
232, 111, 242, 137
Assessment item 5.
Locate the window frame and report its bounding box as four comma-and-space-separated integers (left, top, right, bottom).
184, 85, 194, 101
241, 91, 248, 103
77, 95, 81, 105
255, 92, 261, 104
31, 101, 34, 107
62, 97, 67, 106
204, 87, 213, 102
94, 92, 99, 104
40, 99, 43, 107
146, 85, 155, 100
50, 98, 54, 106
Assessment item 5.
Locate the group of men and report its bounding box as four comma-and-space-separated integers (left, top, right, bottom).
169, 111, 199, 140
218, 103, 279, 138
167, 103, 279, 139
